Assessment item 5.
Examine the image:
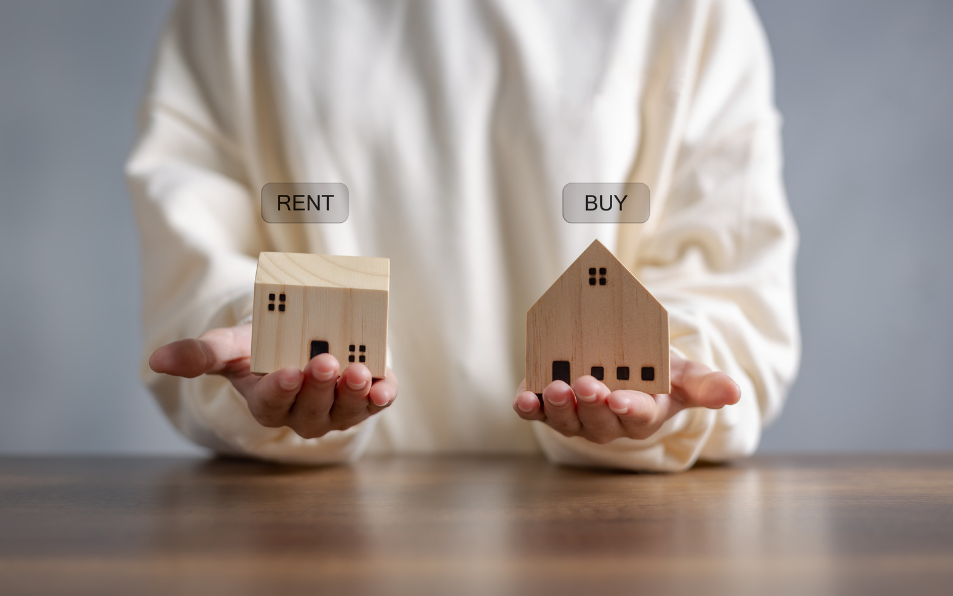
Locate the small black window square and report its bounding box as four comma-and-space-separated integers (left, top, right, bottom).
348, 355, 355, 362
589, 268, 596, 275
641, 366, 655, 381
599, 278, 607, 285
310, 341, 329, 359
278, 304, 285, 312
552, 360, 571, 384
589, 278, 596, 286
599, 268, 606, 275
268, 304, 275, 311
359, 355, 366, 362
591, 366, 604, 381
279, 294, 286, 302
269, 293, 275, 301
617, 366, 630, 380
349, 344, 355, 352
359, 345, 366, 352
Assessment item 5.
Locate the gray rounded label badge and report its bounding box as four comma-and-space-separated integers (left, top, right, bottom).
261, 183, 349, 223
562, 183, 650, 223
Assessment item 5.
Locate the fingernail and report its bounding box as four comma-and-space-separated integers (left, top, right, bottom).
346, 378, 368, 391
576, 392, 597, 404
370, 388, 392, 407
315, 368, 336, 382
608, 402, 629, 415
546, 393, 568, 406
280, 374, 299, 391
516, 399, 534, 413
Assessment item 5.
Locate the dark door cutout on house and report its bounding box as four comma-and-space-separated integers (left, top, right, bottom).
310, 340, 329, 359
552, 361, 571, 384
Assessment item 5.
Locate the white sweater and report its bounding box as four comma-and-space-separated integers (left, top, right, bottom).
127, 0, 799, 471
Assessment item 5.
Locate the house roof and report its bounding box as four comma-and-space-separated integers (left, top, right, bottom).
255, 252, 389, 291
528, 239, 663, 313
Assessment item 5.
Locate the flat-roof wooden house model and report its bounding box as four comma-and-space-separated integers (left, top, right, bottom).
250, 252, 389, 378
526, 240, 670, 396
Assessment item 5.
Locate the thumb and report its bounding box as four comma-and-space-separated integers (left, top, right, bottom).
149, 324, 252, 379
670, 357, 741, 409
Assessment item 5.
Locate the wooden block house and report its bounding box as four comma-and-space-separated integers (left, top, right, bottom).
526, 240, 670, 395
250, 252, 389, 378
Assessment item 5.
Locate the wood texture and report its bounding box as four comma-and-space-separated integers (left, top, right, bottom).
2, 455, 952, 596
250, 252, 389, 377
526, 239, 670, 395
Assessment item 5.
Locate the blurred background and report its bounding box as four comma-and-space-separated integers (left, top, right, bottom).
0, 0, 950, 455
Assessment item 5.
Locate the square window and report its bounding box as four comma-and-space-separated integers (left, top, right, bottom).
269, 293, 275, 301
279, 294, 286, 302
589, 268, 596, 275
359, 345, 366, 352
589, 278, 596, 286
359, 355, 366, 363
617, 366, 630, 380
599, 278, 607, 285
641, 366, 655, 381
348, 355, 355, 362
268, 304, 274, 311
278, 304, 285, 312
552, 360, 571, 384
310, 341, 329, 359
349, 345, 355, 352
591, 366, 604, 381
599, 268, 606, 275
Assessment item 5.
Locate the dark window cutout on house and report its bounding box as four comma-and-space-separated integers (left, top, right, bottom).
278, 304, 285, 311
349, 344, 355, 351
617, 366, 630, 380
268, 304, 275, 311
279, 294, 286, 302
269, 293, 275, 301
552, 360, 571, 384
349, 355, 355, 362
591, 366, 604, 381
310, 341, 329, 359
360, 345, 366, 352
641, 366, 655, 381
359, 355, 366, 362
590, 266, 607, 286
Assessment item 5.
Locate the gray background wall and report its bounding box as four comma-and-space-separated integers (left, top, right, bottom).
0, 0, 949, 455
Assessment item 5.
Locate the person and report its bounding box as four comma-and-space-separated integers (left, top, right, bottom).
129, 0, 799, 471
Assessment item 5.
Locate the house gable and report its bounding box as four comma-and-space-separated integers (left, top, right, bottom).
526, 240, 670, 394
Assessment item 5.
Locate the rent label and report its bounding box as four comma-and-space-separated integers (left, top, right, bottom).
261, 183, 349, 223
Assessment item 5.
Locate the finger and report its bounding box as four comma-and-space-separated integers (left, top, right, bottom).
367, 367, 399, 415
607, 390, 669, 439
149, 325, 252, 378
513, 391, 546, 421
247, 366, 301, 427
328, 363, 374, 430
541, 381, 581, 437
572, 376, 623, 443
671, 358, 741, 409
286, 354, 340, 437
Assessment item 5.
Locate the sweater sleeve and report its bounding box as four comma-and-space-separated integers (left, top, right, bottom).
126, 0, 377, 464
532, 0, 800, 471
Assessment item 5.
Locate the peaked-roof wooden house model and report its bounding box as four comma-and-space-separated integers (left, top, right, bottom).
526, 240, 670, 396
250, 252, 389, 378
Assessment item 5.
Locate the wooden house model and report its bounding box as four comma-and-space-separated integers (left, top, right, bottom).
526, 240, 670, 396
250, 252, 389, 377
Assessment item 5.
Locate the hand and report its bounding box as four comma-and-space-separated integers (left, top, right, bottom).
148, 323, 398, 439
512, 351, 740, 444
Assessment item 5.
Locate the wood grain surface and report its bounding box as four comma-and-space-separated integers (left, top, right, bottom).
1, 455, 952, 595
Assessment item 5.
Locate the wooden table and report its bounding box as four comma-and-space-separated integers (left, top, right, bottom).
1, 455, 952, 595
